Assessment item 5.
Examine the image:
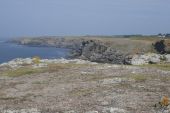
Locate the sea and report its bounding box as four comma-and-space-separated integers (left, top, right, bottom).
0, 40, 70, 64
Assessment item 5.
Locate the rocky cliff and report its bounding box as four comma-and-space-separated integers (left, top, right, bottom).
9, 37, 130, 64
9, 36, 170, 64
71, 40, 127, 64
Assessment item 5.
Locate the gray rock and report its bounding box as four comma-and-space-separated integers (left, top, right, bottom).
110, 108, 127, 113
0, 58, 97, 69
101, 78, 123, 85
130, 53, 161, 65
102, 107, 127, 113
79, 41, 126, 64
165, 54, 170, 62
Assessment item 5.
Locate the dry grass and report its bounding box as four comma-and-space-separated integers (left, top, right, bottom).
46, 64, 67, 73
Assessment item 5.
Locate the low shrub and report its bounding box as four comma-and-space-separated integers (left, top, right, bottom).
32, 56, 41, 64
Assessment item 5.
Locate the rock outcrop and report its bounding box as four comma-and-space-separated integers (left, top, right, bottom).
0, 58, 98, 69
153, 39, 170, 54
131, 53, 161, 65
126, 53, 170, 65
71, 40, 127, 64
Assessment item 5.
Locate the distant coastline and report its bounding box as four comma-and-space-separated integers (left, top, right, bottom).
0, 41, 70, 64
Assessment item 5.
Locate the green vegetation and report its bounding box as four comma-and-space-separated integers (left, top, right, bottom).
32, 56, 41, 64
69, 88, 95, 97
0, 63, 92, 77
1, 67, 45, 77
128, 74, 147, 82
47, 63, 91, 73
0, 64, 65, 77
47, 63, 67, 73
140, 63, 170, 71
130, 36, 161, 41
0, 97, 17, 100
32, 81, 49, 84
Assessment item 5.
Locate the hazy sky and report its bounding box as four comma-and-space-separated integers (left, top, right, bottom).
0, 0, 170, 38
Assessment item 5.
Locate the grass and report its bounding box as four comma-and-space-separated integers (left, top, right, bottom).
0, 63, 92, 77
128, 68, 170, 83
32, 81, 49, 84
46, 63, 91, 73
139, 63, 170, 71
46, 63, 67, 73
160, 76, 170, 82
69, 88, 95, 97
0, 97, 17, 100
128, 74, 147, 82
1, 67, 45, 77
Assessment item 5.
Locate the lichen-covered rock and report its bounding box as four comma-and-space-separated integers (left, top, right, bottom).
130, 53, 161, 65
0, 58, 97, 69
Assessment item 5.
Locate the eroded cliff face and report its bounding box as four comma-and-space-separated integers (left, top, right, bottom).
71, 40, 127, 64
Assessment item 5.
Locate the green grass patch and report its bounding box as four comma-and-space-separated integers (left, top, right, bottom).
32, 81, 49, 84
0, 97, 17, 100
140, 63, 170, 71
69, 88, 95, 97
130, 36, 161, 41
0, 63, 93, 77
128, 74, 147, 82
1, 67, 45, 77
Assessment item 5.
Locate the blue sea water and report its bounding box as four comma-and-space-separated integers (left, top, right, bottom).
0, 41, 70, 64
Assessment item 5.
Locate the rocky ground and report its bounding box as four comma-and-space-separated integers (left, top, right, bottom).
0, 59, 170, 113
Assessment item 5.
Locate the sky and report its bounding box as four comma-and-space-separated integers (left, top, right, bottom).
0, 0, 170, 38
